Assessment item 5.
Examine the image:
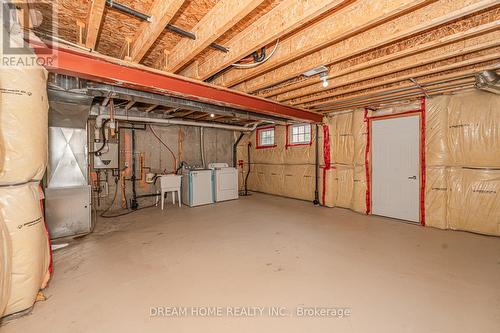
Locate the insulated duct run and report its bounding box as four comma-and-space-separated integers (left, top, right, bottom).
95, 115, 259, 132
475, 70, 500, 95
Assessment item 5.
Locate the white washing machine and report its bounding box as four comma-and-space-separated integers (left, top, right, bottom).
209, 163, 238, 202
181, 169, 214, 207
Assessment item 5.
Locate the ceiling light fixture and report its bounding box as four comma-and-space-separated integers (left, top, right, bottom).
320, 72, 329, 88
210, 113, 215, 118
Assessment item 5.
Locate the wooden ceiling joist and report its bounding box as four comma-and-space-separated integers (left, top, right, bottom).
316, 67, 490, 109
165, 0, 265, 73
323, 86, 476, 113
120, 0, 185, 62
317, 63, 500, 109
278, 30, 500, 103
233, 0, 499, 94
211, 0, 433, 89
85, 0, 106, 49
179, 0, 347, 80
298, 53, 500, 108
318, 77, 476, 111
261, 21, 500, 99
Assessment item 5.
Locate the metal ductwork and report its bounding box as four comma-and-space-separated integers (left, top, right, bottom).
475, 70, 500, 95
48, 75, 93, 128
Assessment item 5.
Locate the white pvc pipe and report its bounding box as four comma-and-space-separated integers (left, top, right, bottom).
95, 114, 259, 131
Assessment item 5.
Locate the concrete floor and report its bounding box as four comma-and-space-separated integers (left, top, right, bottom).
2, 193, 499, 332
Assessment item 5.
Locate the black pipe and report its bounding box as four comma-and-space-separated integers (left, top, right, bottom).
244, 142, 252, 196
167, 24, 196, 39
210, 43, 229, 53
93, 119, 111, 156
136, 193, 160, 199
313, 124, 320, 205
233, 132, 245, 167
106, 0, 151, 21
165, 24, 228, 53
130, 127, 139, 210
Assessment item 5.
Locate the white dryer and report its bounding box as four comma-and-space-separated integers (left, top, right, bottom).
209, 163, 238, 202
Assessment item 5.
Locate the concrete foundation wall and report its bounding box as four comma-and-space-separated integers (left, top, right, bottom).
89, 121, 235, 210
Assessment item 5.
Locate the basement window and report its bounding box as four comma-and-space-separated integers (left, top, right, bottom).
256, 126, 276, 149
288, 124, 311, 146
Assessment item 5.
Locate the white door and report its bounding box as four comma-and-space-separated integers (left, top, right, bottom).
371, 116, 420, 222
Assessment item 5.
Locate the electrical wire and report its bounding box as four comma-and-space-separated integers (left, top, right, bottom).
148, 124, 177, 172
89, 119, 111, 155
231, 39, 280, 69
100, 178, 157, 218
100, 204, 156, 218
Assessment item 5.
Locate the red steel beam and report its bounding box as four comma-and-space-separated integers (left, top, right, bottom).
33, 43, 322, 123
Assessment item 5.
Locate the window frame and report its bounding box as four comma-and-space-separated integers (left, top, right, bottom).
256, 125, 277, 149
286, 123, 312, 147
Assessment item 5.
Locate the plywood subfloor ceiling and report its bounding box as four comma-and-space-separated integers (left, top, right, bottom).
34, 0, 500, 114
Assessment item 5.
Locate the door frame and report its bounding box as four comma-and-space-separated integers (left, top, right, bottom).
364, 97, 426, 225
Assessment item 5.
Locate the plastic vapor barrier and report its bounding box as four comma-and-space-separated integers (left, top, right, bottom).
0, 183, 51, 317
239, 125, 316, 202
0, 66, 49, 185
352, 166, 367, 214
425, 166, 448, 230
447, 167, 500, 236
0, 217, 12, 317
334, 113, 354, 165
284, 165, 315, 201
334, 165, 354, 209
353, 110, 367, 166
319, 167, 335, 208
447, 91, 500, 168
426, 96, 450, 166
425, 91, 499, 235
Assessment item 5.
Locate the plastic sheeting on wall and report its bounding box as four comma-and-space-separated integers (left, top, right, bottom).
284, 165, 315, 201
447, 91, 500, 168
319, 167, 336, 208
323, 116, 336, 165
334, 165, 353, 209
0, 183, 51, 317
334, 113, 354, 165
352, 166, 367, 214
0, 66, 49, 185
425, 166, 448, 230
426, 96, 450, 166
353, 110, 367, 166
0, 217, 12, 317
447, 167, 500, 236
239, 124, 317, 202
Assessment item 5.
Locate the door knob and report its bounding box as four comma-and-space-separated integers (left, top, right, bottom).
408, 175, 417, 180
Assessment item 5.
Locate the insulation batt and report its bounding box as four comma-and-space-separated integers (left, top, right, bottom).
425, 166, 448, 230
425, 96, 450, 166
334, 113, 354, 165
447, 167, 500, 236
446, 91, 500, 168
241, 125, 316, 201
0, 66, 49, 184
284, 165, 315, 201
320, 167, 336, 208
0, 216, 12, 317
333, 165, 354, 209
0, 183, 51, 317
352, 109, 367, 166
351, 166, 367, 214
